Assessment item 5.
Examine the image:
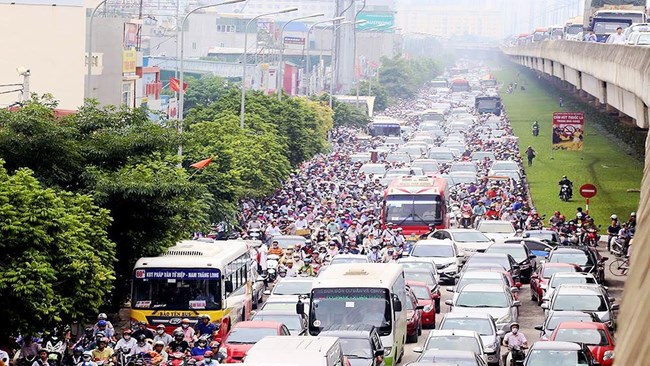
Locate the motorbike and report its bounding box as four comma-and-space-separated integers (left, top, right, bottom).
247, 228, 262, 241
506, 345, 527, 366
532, 125, 539, 136
559, 184, 572, 202
114, 347, 133, 366
265, 254, 281, 284
43, 334, 66, 366
584, 226, 601, 247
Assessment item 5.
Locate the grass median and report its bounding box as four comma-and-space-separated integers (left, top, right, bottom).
493, 65, 643, 226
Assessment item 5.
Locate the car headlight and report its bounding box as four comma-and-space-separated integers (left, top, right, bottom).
437, 262, 452, 269
484, 341, 499, 353
497, 314, 512, 324
384, 347, 392, 356
423, 304, 433, 312
603, 350, 614, 360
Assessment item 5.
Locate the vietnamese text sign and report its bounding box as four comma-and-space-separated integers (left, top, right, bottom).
122, 48, 137, 74
134, 268, 220, 280
356, 11, 395, 32
552, 112, 585, 151
283, 36, 305, 45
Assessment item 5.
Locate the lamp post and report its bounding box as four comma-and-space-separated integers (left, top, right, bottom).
240, 7, 299, 129
304, 17, 344, 96
277, 13, 324, 101
329, 19, 366, 108
86, 0, 109, 100
178, 0, 245, 160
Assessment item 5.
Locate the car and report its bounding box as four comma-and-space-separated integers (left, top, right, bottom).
409, 239, 464, 283
398, 257, 437, 275
269, 277, 314, 297
358, 163, 388, 177
350, 153, 371, 163
450, 162, 478, 174
402, 286, 424, 344
485, 243, 537, 282
429, 229, 493, 253
445, 283, 520, 332
438, 313, 504, 366
414, 329, 487, 364
260, 296, 310, 313
488, 160, 519, 174
550, 322, 615, 366
414, 349, 487, 366
547, 246, 607, 284
403, 268, 441, 297
319, 324, 385, 366
329, 254, 369, 265
385, 152, 412, 164
523, 230, 560, 245
477, 220, 517, 241
399, 144, 429, 159
462, 253, 521, 280
250, 310, 308, 336
490, 170, 523, 183
449, 171, 478, 185
384, 167, 425, 177
270, 235, 307, 250
501, 238, 555, 259
428, 148, 456, 163
626, 30, 650, 46
219, 321, 290, 363
407, 280, 439, 326
523, 341, 600, 366
411, 159, 441, 174
541, 272, 598, 304
448, 270, 521, 301
542, 284, 619, 329
470, 151, 496, 161
530, 263, 581, 305
534, 310, 602, 340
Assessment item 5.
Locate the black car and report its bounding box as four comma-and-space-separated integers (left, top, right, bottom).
547, 246, 607, 284
462, 252, 521, 281
485, 242, 537, 283
320, 324, 385, 366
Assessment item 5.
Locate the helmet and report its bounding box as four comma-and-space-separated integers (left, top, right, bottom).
200, 314, 211, 321
98, 313, 108, 320
181, 318, 191, 324
95, 332, 106, 338
197, 337, 208, 345
562, 175, 567, 179
156, 324, 165, 329
554, 211, 559, 215
153, 341, 165, 347
631, 212, 636, 217
210, 341, 220, 348
510, 322, 520, 329
136, 334, 146, 342
97, 320, 107, 327
610, 214, 618, 220
98, 337, 109, 345
73, 347, 84, 354
123, 329, 132, 335
82, 352, 92, 359
173, 330, 184, 338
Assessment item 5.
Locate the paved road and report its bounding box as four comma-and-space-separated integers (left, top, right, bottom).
401, 245, 626, 364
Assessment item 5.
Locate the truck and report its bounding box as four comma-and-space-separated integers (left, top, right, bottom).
584, 0, 647, 41
474, 95, 502, 116
564, 16, 585, 40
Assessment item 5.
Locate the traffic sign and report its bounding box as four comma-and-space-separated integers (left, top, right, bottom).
580, 184, 597, 199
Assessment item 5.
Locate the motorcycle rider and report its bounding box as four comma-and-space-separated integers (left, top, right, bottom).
166, 331, 190, 354
190, 337, 209, 358
93, 322, 113, 341
531, 121, 539, 136
502, 323, 528, 365
131, 322, 154, 342
94, 314, 115, 340
627, 212, 637, 235
616, 223, 631, 254
195, 315, 218, 340
285, 260, 297, 277
153, 325, 172, 347
298, 257, 316, 277
174, 319, 194, 344
113, 330, 136, 356
208, 342, 226, 364
90, 338, 113, 364
421, 224, 437, 239
132, 335, 151, 355
268, 241, 284, 257
558, 176, 573, 199
367, 245, 383, 263
78, 353, 96, 366
472, 202, 487, 227
63, 347, 84, 366
460, 200, 473, 228
152, 342, 168, 363
548, 211, 562, 228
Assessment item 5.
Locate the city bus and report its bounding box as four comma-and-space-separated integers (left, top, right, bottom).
367, 117, 402, 137
480, 74, 497, 88
450, 78, 471, 93
381, 176, 450, 238
304, 263, 407, 366
421, 109, 446, 122
130, 240, 256, 336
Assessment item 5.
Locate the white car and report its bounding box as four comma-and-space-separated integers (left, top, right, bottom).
488, 160, 519, 176
414, 329, 487, 364
438, 313, 505, 366
541, 272, 598, 304
429, 229, 494, 253
329, 254, 369, 265
476, 220, 516, 240
445, 283, 521, 332
409, 239, 464, 283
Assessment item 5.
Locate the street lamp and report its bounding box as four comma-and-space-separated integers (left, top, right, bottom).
86, 0, 109, 99
329, 19, 366, 108
277, 13, 324, 101
177, 0, 245, 160
304, 16, 345, 96
240, 7, 299, 129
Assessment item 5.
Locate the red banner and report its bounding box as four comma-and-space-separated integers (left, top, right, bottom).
552, 112, 584, 151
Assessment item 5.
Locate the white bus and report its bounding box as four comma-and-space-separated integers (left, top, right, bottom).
302, 263, 407, 366
130, 240, 257, 336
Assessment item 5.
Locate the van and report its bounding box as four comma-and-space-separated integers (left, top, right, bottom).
244, 336, 347, 366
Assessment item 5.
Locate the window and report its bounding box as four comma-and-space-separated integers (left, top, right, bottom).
223, 253, 250, 297
192, 42, 197, 50
216, 24, 236, 33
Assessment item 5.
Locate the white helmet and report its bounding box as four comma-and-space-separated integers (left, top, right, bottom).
610, 214, 618, 220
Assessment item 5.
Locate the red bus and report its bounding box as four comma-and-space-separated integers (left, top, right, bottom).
381, 176, 450, 237
450, 78, 471, 93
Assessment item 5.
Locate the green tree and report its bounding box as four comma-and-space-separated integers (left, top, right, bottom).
354, 80, 389, 112
182, 76, 229, 113
0, 162, 115, 339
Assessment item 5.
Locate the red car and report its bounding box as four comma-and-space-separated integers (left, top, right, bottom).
405, 286, 424, 344
407, 280, 438, 328
530, 263, 580, 305
550, 322, 615, 366
492, 269, 522, 301
220, 321, 290, 363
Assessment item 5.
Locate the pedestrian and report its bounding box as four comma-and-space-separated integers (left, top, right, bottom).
525, 146, 536, 167
584, 30, 597, 42
608, 27, 626, 44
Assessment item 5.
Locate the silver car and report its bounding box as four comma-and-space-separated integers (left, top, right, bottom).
542, 284, 619, 328
438, 313, 505, 366
445, 283, 521, 332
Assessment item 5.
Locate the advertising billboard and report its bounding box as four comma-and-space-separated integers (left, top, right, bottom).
356, 11, 395, 32
552, 112, 585, 151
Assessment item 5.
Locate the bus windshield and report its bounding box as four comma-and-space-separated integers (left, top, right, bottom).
384, 194, 442, 226
476, 98, 500, 110
132, 268, 221, 310
310, 288, 392, 336
369, 123, 401, 137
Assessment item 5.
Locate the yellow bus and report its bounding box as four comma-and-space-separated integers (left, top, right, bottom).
130, 240, 256, 335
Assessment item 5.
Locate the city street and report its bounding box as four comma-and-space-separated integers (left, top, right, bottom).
402, 245, 626, 364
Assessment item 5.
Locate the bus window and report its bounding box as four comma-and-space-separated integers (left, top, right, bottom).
132, 271, 222, 310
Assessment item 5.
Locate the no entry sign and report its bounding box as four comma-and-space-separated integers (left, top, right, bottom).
580, 184, 598, 199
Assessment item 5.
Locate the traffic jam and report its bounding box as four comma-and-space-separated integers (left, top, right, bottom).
123, 62, 623, 366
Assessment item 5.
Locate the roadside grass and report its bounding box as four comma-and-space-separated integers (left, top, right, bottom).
493, 65, 643, 226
